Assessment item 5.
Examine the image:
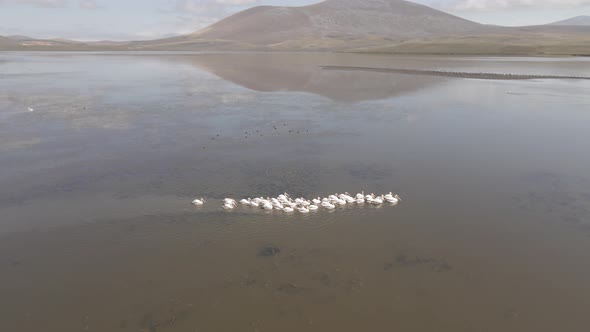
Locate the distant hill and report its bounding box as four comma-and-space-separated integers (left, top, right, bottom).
7, 35, 34, 41
549, 15, 590, 26
193, 0, 490, 45
1, 0, 589, 55
0, 36, 21, 48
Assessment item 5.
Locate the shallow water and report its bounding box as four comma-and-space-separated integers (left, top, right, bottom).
1, 52, 590, 331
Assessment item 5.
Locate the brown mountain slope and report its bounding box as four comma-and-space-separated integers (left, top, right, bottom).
192, 0, 492, 45
549, 15, 590, 26
1, 0, 588, 55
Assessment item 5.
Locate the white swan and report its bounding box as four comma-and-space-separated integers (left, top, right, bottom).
192, 198, 206, 205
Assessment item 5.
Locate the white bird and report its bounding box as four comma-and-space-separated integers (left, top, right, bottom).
297, 206, 310, 213
28, 107, 34, 112
280, 201, 292, 208
385, 193, 401, 205
372, 196, 384, 205
339, 193, 354, 202
192, 198, 205, 205
222, 201, 237, 210
321, 201, 336, 209
325, 203, 336, 210
216, 190, 401, 213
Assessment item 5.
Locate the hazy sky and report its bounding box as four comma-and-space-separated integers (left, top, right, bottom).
1, 0, 589, 40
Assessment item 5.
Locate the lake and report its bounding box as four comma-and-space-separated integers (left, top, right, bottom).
1, 52, 590, 331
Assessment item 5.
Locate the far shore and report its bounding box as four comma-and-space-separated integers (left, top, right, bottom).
321, 66, 590, 80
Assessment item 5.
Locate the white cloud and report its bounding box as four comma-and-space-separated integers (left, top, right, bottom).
0, 0, 104, 10
78, 0, 103, 10
449, 0, 590, 11
158, 0, 266, 35
133, 15, 220, 39
170, 0, 262, 14
0, 0, 67, 7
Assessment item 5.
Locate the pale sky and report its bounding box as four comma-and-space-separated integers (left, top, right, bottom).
0, 0, 589, 41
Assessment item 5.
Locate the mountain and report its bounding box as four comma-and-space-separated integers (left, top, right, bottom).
1, 0, 589, 55
549, 15, 590, 26
141, 0, 588, 55
7, 35, 34, 41
0, 36, 21, 48
193, 0, 489, 45
0, 34, 118, 51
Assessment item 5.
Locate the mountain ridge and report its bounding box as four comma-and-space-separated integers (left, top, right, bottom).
1, 0, 589, 55
193, 0, 489, 44
549, 15, 590, 26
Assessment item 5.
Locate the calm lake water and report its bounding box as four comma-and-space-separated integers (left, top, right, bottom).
1, 52, 590, 331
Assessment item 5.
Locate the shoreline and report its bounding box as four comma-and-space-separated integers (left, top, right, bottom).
321, 65, 590, 80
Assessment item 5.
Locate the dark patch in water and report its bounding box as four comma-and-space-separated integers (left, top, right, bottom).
312, 272, 332, 286
258, 246, 281, 258
515, 171, 590, 235
384, 254, 452, 272
138, 307, 190, 332
276, 282, 307, 295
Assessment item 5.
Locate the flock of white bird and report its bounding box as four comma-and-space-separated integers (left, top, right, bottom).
192, 192, 401, 213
